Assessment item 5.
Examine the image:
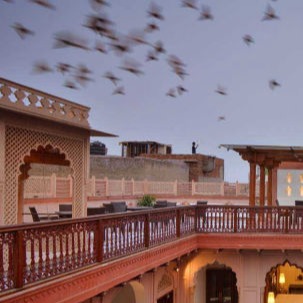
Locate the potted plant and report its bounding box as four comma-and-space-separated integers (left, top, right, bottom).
137, 194, 156, 207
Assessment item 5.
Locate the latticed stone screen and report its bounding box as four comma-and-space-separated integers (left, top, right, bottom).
4, 125, 88, 224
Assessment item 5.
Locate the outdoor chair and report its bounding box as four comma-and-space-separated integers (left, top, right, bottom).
197, 201, 208, 205
295, 200, 303, 224
59, 204, 72, 212
167, 202, 177, 207
111, 201, 127, 213
154, 200, 168, 208
29, 207, 58, 222
87, 207, 106, 216
103, 203, 113, 213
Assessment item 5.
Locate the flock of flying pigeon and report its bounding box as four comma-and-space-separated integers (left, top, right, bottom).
4, 0, 282, 122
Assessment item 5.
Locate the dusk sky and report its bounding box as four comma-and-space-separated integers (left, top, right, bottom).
1, 0, 303, 182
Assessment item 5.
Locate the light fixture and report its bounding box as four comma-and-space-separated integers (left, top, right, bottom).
279, 272, 286, 293
267, 292, 275, 303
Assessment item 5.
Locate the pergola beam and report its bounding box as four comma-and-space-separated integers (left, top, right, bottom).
220, 144, 303, 206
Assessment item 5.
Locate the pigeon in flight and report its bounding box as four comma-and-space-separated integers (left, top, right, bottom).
181, 0, 198, 10
199, 5, 214, 20
243, 34, 254, 46
29, 0, 56, 10
146, 50, 159, 62
103, 71, 121, 86
262, 5, 279, 21
269, 79, 281, 90
166, 88, 177, 98
119, 58, 144, 76
11, 23, 34, 39
147, 2, 164, 20
144, 22, 160, 33
218, 116, 226, 121
64, 80, 78, 90
56, 63, 73, 75
112, 86, 125, 95
177, 85, 188, 95
95, 41, 107, 54
215, 85, 227, 95
54, 31, 90, 50
32, 61, 53, 73
89, 0, 109, 11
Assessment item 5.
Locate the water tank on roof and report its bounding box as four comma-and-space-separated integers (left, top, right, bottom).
90, 141, 107, 155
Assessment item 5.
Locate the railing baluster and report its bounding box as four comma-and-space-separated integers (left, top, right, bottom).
14, 230, 24, 288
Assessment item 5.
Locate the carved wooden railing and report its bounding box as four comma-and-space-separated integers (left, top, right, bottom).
1, 205, 303, 293
0, 77, 90, 128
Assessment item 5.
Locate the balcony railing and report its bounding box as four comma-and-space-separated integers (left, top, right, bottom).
24, 175, 250, 200
1, 205, 303, 293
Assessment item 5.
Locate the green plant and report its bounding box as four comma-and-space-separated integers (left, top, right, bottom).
137, 194, 156, 207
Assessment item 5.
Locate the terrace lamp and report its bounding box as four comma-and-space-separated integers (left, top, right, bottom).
279, 273, 286, 293
267, 292, 275, 303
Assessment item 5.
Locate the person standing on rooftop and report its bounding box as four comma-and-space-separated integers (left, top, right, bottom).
192, 141, 198, 154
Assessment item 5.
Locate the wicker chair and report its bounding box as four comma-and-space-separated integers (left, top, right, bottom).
87, 207, 106, 216
29, 207, 58, 222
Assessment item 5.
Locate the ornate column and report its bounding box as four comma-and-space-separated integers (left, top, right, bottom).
259, 164, 266, 206
267, 166, 273, 206
0, 121, 5, 225
249, 162, 256, 206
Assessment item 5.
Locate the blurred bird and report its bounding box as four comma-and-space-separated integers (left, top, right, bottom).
181, 0, 198, 10
69, 64, 93, 86
89, 0, 109, 11
262, 5, 279, 21
119, 58, 144, 76
127, 30, 149, 46
109, 35, 132, 56
153, 40, 166, 54
167, 54, 186, 68
76, 64, 92, 75
56, 63, 73, 75
74, 73, 93, 87
11, 22, 34, 39
215, 85, 227, 95
32, 61, 53, 73
84, 13, 115, 37
172, 65, 188, 80
269, 79, 281, 90
103, 71, 121, 86
29, 0, 56, 10
177, 85, 187, 95
146, 50, 158, 62
64, 80, 78, 90
95, 41, 107, 53
147, 2, 164, 20
54, 31, 90, 50
199, 5, 214, 20
144, 22, 160, 33
218, 116, 226, 121
112, 86, 125, 95
166, 88, 177, 98
243, 34, 254, 46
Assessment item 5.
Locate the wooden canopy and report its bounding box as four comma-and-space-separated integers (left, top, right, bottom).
220, 144, 303, 206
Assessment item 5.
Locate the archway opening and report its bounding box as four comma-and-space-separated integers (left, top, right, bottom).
205, 265, 238, 303
264, 260, 303, 303
18, 144, 72, 223
112, 281, 145, 303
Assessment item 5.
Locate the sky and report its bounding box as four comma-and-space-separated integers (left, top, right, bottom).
1, 0, 303, 182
